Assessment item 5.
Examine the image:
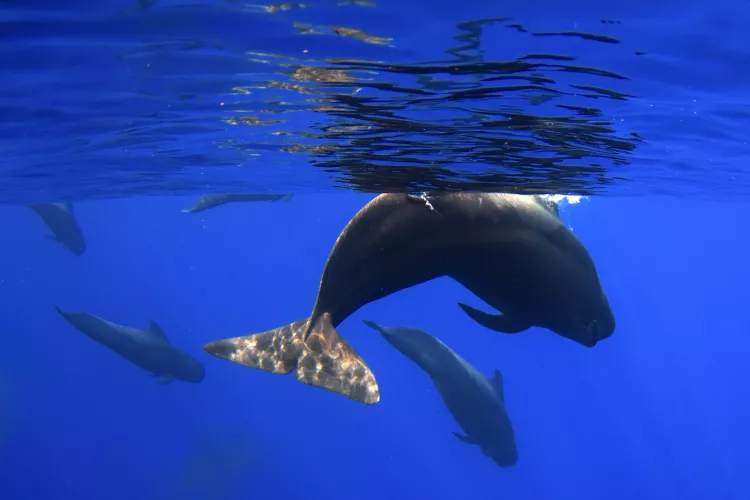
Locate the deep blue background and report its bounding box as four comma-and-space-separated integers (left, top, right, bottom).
0, 194, 748, 499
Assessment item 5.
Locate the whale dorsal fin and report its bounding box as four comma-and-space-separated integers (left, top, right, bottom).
147, 320, 169, 342
490, 368, 504, 401
532, 195, 560, 218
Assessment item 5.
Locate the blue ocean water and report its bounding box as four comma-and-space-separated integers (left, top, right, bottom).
1, 1, 749, 500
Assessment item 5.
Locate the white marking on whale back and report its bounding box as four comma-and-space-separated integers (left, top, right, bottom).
538, 194, 585, 205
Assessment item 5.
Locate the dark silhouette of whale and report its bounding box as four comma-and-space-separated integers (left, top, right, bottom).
29, 202, 86, 256
182, 193, 292, 214
203, 193, 615, 404
55, 307, 205, 384
363, 320, 518, 467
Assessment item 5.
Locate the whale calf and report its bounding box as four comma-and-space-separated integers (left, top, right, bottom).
203, 193, 614, 404
29, 202, 86, 256
55, 307, 205, 384
363, 320, 518, 467
182, 193, 292, 214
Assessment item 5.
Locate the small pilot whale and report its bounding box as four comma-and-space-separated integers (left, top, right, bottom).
55, 307, 205, 384
181, 193, 293, 214
203, 193, 615, 405
29, 202, 86, 256
363, 320, 518, 467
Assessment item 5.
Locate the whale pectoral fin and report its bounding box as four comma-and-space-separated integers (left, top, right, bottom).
156, 375, 174, 385
45, 234, 60, 243
491, 368, 504, 401
203, 313, 380, 405
453, 432, 477, 446
457, 303, 531, 334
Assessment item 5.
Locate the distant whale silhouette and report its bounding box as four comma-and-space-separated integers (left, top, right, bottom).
203, 193, 615, 405
55, 307, 205, 384
363, 320, 518, 467
182, 193, 292, 213
29, 202, 86, 256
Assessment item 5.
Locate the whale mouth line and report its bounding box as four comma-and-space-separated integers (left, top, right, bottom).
583, 319, 601, 347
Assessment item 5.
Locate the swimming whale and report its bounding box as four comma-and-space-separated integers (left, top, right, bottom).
55, 307, 205, 384
29, 202, 86, 255
363, 320, 518, 467
203, 193, 615, 404
182, 193, 293, 214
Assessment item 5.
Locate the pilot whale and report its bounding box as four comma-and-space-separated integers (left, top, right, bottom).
203, 193, 615, 404
29, 202, 86, 256
55, 307, 205, 384
182, 193, 292, 214
363, 320, 518, 467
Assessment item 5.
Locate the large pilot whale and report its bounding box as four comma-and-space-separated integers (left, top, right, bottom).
203, 193, 615, 404
363, 320, 518, 467
55, 307, 205, 384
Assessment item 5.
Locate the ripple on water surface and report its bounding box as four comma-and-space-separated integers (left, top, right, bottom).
1, 0, 748, 201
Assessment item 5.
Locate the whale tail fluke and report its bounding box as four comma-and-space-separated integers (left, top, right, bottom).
203, 313, 380, 404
